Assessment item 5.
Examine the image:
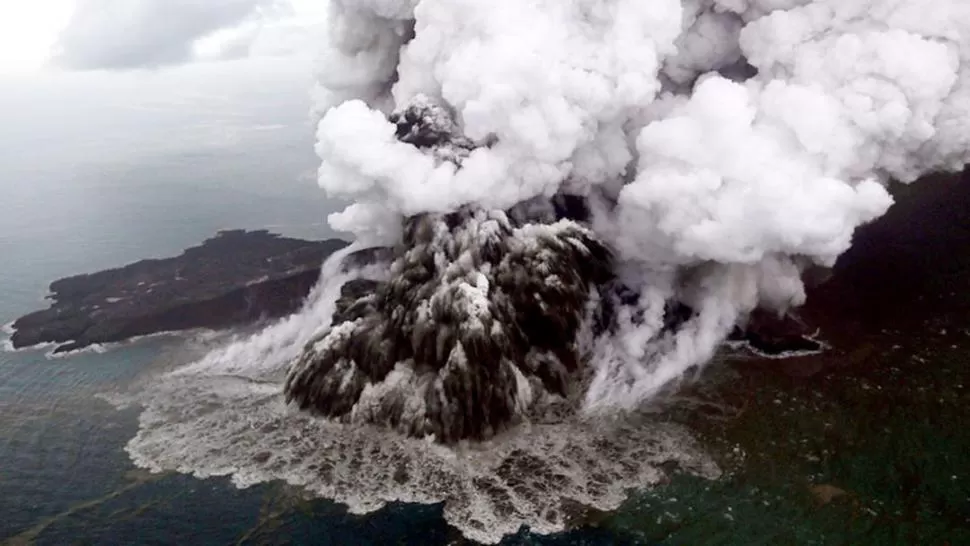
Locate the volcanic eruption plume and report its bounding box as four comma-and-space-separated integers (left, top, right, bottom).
285, 0, 970, 442
122, 2, 970, 540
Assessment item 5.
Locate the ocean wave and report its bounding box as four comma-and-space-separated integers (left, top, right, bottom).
1, 328, 213, 359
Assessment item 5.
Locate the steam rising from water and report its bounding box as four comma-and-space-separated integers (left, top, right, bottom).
125, 251, 718, 544
313, 0, 970, 407
125, 0, 970, 542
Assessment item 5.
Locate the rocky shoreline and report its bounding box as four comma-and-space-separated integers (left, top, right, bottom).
18, 163, 960, 359
9, 230, 350, 354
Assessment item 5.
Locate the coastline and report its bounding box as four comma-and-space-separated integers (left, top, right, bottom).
8, 230, 349, 355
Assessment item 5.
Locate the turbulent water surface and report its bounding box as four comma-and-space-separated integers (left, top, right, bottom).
3, 172, 969, 545
0, 105, 713, 544
4, 0, 970, 542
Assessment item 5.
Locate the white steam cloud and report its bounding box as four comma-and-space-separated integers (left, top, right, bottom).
124, 249, 720, 545
313, 0, 970, 408
124, 1, 970, 543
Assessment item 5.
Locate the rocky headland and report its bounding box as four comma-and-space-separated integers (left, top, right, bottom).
9, 230, 350, 354
20, 162, 959, 361
8, 225, 825, 360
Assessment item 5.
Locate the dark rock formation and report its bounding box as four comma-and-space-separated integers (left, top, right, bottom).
805, 167, 970, 329
331, 278, 382, 325
10, 230, 350, 353
285, 97, 618, 443
728, 309, 822, 356
285, 208, 613, 443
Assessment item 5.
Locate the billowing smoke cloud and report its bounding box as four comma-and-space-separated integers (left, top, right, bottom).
124, 247, 720, 544
123, 1, 970, 541
303, 0, 970, 427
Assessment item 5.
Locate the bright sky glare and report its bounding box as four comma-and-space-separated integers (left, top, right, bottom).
0, 2, 75, 73
0, 0, 328, 74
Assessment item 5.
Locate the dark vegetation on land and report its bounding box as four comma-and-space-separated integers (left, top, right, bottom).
10, 230, 349, 354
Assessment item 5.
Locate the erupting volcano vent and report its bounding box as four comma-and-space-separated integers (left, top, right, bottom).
286, 99, 618, 441
127, 0, 970, 541
299, 0, 970, 430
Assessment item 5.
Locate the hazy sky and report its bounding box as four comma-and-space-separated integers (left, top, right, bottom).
0, 0, 327, 74
0, 1, 330, 183
0, 0, 326, 144
0, 1, 345, 249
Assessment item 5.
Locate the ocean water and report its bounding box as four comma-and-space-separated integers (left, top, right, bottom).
0, 147, 656, 546
2, 70, 968, 544
0, 72, 668, 545
0, 74, 464, 544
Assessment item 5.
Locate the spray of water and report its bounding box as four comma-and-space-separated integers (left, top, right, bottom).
125, 0, 970, 541
125, 249, 718, 544
311, 0, 969, 411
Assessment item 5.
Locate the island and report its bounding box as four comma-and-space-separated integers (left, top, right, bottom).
9, 230, 350, 354
8, 225, 823, 358
22, 161, 960, 360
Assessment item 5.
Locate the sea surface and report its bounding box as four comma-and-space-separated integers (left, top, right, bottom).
0, 74, 466, 545
0, 73, 639, 545
0, 162, 668, 544
1, 71, 968, 544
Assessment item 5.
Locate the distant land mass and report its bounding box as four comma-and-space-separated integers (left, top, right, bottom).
12, 166, 965, 359
9, 230, 350, 354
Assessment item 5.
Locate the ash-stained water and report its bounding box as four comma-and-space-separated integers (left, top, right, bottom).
122, 248, 718, 544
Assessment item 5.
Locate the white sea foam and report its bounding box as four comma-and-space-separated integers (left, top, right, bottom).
123, 250, 719, 544
45, 343, 110, 359
1, 339, 58, 354
725, 330, 829, 360
34, 330, 199, 359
